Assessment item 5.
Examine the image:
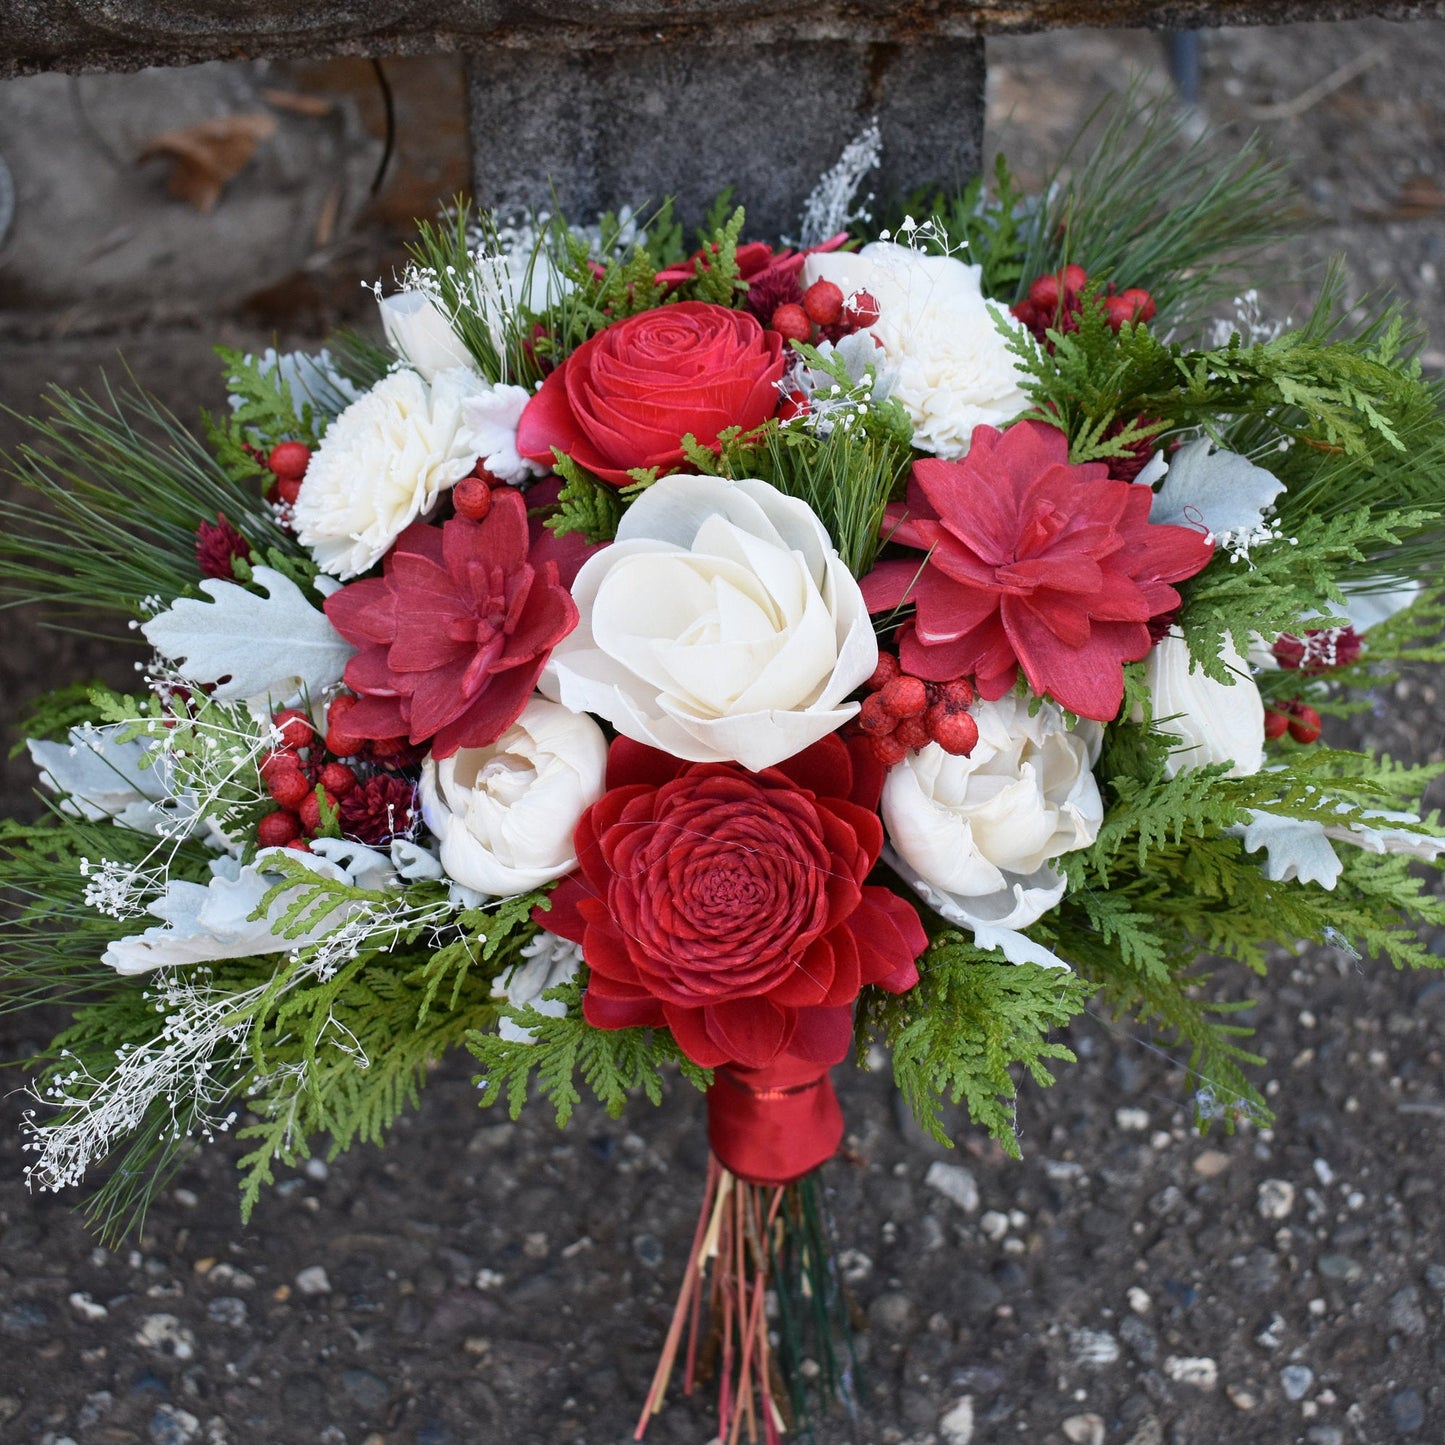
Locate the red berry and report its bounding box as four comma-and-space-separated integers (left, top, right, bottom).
1028, 273, 1061, 311
285, 838, 312, 853
1264, 708, 1291, 741
276, 474, 304, 506
319, 762, 357, 799
368, 734, 411, 761
268, 442, 311, 482
867, 733, 910, 768
1060, 263, 1088, 294
257, 810, 301, 849
454, 475, 494, 521
264, 758, 311, 810
802, 279, 844, 326
879, 675, 929, 719
1288, 705, 1323, 745
298, 787, 336, 835
935, 678, 976, 709
325, 695, 365, 757
1118, 287, 1156, 324
867, 653, 902, 692
858, 692, 897, 736
770, 303, 812, 343
894, 715, 932, 751
843, 290, 880, 330
1102, 295, 1134, 330
778, 389, 810, 422
272, 708, 315, 751
928, 707, 980, 757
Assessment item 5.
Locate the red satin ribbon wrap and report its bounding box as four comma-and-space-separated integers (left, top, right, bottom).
705, 1055, 843, 1187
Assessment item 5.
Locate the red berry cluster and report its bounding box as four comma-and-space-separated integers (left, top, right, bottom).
255, 700, 419, 853
854, 654, 980, 767
451, 458, 514, 523
1010, 264, 1156, 346
265, 442, 312, 509
1264, 699, 1323, 745
770, 280, 880, 347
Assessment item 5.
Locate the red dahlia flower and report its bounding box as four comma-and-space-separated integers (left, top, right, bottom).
323, 490, 578, 759
515, 301, 785, 486
538, 734, 925, 1072
861, 420, 1214, 722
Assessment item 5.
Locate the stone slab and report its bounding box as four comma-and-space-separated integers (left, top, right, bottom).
466, 35, 986, 237
5, 2, 1445, 79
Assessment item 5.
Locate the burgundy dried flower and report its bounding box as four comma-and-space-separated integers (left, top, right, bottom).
196, 514, 252, 581
339, 774, 416, 846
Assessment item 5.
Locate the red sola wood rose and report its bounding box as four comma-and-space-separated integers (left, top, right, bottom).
515, 301, 785, 486
861, 420, 1215, 722
323, 490, 578, 759
538, 733, 925, 1072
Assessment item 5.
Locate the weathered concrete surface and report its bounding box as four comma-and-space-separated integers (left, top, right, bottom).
5, 1, 1445, 78
467, 36, 986, 237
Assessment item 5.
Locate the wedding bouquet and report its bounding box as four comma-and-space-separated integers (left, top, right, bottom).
5, 106, 1445, 1439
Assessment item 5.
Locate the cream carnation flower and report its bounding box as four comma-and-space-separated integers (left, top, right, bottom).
418, 697, 608, 897
883, 694, 1103, 935
293, 367, 489, 579
541, 474, 877, 772
802, 241, 1030, 458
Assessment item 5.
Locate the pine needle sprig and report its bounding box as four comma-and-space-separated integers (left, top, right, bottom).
1014, 90, 1297, 334
0, 374, 296, 621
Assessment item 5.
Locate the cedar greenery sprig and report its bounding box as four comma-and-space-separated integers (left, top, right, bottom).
469, 976, 714, 1126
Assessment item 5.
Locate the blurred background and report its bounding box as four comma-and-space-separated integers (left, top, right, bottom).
1, 17, 1444, 1445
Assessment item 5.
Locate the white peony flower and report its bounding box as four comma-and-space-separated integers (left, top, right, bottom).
1145, 630, 1265, 778
882, 693, 1103, 935
379, 291, 477, 381
492, 931, 585, 1043
460, 382, 547, 486
419, 697, 608, 897
293, 367, 490, 579
541, 474, 877, 772
801, 241, 1030, 458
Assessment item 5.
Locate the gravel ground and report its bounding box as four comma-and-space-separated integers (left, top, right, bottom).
2, 18, 1445, 1445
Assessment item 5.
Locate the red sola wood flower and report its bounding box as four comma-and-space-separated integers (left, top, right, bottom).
538, 733, 925, 1071
323, 490, 578, 759
861, 420, 1215, 722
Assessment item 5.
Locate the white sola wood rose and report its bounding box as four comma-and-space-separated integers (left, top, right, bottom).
801, 241, 1030, 458
542, 474, 878, 772
882, 694, 1103, 935
1145, 630, 1265, 778
292, 367, 490, 579
419, 698, 608, 896
378, 290, 477, 381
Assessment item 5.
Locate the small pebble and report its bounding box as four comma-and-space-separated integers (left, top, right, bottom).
632, 1234, 663, 1268
1115, 1107, 1150, 1131
68, 1292, 108, 1322
1163, 1355, 1218, 1390
1070, 1329, 1120, 1366
294, 1266, 331, 1296
206, 1297, 246, 1327
1257, 1179, 1296, 1220
980, 1210, 1009, 1242
1126, 1286, 1151, 1314
1227, 1385, 1257, 1410
1062, 1413, 1105, 1445
1318, 1254, 1363, 1282
1425, 1263, 1445, 1294
938, 1396, 974, 1445
1389, 1387, 1424, 1434
1307, 1428, 1345, 1445
474, 1269, 504, 1291
1281, 1364, 1314, 1401
1192, 1149, 1231, 1177
925, 1162, 980, 1213
1387, 1285, 1426, 1336
148, 1405, 200, 1445
1119, 1314, 1158, 1364
134, 1314, 195, 1361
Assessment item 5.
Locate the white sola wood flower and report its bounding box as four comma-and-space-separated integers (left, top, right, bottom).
292, 367, 490, 579
882, 694, 1103, 959
419, 697, 608, 897
802, 241, 1030, 458
542, 474, 877, 772
1144, 630, 1265, 778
